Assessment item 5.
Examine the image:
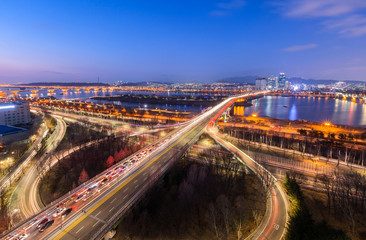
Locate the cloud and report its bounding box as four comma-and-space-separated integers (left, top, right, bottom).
284, 0, 366, 18
210, 0, 246, 16
344, 66, 366, 71
277, 0, 366, 37
283, 43, 318, 52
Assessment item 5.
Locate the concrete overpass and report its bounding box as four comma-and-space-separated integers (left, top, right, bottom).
2, 92, 287, 240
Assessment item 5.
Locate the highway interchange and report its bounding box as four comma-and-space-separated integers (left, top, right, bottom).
2, 92, 289, 240
9, 117, 67, 218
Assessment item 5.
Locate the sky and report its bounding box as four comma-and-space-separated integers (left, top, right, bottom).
1, 0, 366, 83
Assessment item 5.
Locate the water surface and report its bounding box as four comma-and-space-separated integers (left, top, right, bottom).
242, 96, 366, 127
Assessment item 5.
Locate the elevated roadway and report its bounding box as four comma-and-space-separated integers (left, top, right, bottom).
0, 122, 47, 193
9, 117, 67, 220
208, 127, 288, 240
4, 92, 278, 240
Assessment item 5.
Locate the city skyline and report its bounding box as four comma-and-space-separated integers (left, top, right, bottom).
1, 0, 366, 83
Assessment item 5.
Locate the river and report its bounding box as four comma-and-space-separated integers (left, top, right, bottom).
240, 96, 366, 127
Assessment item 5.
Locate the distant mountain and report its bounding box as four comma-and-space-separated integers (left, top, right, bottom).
216, 76, 260, 84
288, 77, 365, 85
24, 82, 110, 87
216, 76, 365, 85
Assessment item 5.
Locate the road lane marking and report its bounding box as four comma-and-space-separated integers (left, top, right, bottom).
53, 109, 214, 240
123, 187, 129, 193
111, 198, 116, 203
95, 211, 102, 217
92, 221, 99, 228
75, 226, 84, 234
109, 207, 115, 212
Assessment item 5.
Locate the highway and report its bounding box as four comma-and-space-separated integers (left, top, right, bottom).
220, 131, 366, 172
0, 121, 47, 193
8, 114, 166, 222
3, 92, 273, 240
9, 117, 67, 220
208, 127, 288, 240
31, 106, 190, 131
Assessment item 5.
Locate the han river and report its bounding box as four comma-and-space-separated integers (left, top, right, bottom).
242, 96, 366, 127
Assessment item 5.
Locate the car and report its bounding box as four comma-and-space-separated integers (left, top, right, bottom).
114, 167, 120, 172
130, 159, 136, 164
100, 178, 108, 184
36, 218, 48, 228
87, 184, 98, 192
14, 233, 29, 240
53, 207, 66, 217
39, 220, 54, 232
74, 194, 84, 202
56, 202, 65, 208
61, 208, 72, 217
105, 171, 112, 176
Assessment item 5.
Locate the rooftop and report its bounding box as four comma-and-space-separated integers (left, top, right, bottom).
0, 125, 27, 136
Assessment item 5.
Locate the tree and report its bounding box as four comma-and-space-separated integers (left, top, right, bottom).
329, 133, 336, 139
347, 134, 354, 141
105, 155, 115, 168
78, 168, 89, 185
113, 150, 120, 161
339, 133, 347, 140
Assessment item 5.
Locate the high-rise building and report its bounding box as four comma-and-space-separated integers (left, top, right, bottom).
0, 101, 31, 126
278, 73, 286, 89
285, 81, 291, 90
255, 78, 267, 90
267, 76, 278, 90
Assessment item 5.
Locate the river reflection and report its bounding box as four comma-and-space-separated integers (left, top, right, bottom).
241, 96, 366, 127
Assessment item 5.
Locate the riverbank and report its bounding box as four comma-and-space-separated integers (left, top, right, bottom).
91, 94, 225, 107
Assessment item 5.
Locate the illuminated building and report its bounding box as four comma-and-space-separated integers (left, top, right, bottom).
267, 76, 278, 90
285, 81, 291, 90
278, 73, 286, 89
0, 101, 31, 126
255, 78, 267, 90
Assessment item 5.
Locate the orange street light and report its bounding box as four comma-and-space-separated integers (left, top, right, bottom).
252, 114, 257, 117
324, 122, 331, 126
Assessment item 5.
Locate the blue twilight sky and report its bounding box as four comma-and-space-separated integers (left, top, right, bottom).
1, 0, 366, 83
